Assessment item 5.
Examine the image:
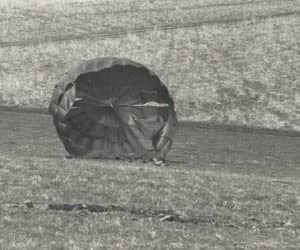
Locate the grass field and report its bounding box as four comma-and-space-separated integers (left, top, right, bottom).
0, 109, 300, 249
0, 0, 299, 131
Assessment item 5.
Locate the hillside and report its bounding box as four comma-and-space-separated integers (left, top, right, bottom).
0, 0, 299, 131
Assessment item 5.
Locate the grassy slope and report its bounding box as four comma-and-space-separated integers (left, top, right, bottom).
0, 0, 299, 131
0, 110, 299, 249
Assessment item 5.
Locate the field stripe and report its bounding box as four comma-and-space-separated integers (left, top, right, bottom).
2, 201, 299, 229
1, 106, 300, 137
67, 0, 294, 15
0, 10, 299, 48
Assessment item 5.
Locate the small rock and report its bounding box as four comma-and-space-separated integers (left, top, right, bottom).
159, 214, 174, 222
285, 220, 294, 227
216, 233, 225, 240
152, 158, 165, 166
24, 200, 34, 208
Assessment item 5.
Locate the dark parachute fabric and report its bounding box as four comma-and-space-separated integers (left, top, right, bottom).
49, 57, 178, 160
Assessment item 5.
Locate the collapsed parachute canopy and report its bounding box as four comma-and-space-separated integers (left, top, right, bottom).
49, 57, 177, 160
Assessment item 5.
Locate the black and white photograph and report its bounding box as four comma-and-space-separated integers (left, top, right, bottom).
0, 0, 299, 249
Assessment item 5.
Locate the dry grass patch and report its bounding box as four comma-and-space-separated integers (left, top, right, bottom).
0, 0, 299, 130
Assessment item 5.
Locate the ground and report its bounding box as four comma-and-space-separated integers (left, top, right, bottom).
0, 109, 299, 249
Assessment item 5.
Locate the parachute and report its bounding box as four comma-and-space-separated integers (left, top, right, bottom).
49, 57, 178, 161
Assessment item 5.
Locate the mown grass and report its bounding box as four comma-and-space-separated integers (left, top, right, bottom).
0, 0, 299, 131
0, 110, 299, 249
1, 155, 299, 249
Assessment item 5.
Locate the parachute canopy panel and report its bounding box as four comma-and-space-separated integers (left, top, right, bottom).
49, 57, 178, 160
